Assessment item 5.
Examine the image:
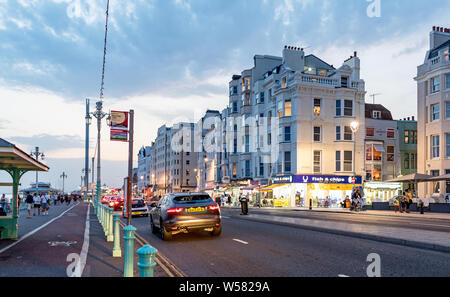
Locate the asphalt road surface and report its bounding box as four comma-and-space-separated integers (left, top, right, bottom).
124, 208, 450, 277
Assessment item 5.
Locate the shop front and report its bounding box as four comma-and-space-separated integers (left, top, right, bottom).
266, 175, 363, 208
364, 181, 401, 203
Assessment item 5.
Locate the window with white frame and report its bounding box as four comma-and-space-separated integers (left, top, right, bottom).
431, 135, 440, 159
313, 126, 321, 142
336, 126, 341, 141
431, 103, 440, 121
343, 151, 352, 172
344, 126, 353, 141
431, 77, 440, 93
313, 151, 321, 173
335, 151, 341, 172
373, 110, 381, 119
335, 99, 353, 116
313, 98, 321, 116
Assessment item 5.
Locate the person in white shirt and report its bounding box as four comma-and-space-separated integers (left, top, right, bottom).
41, 193, 49, 216
33, 193, 41, 216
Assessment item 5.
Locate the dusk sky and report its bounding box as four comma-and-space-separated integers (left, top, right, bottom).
0, 0, 449, 192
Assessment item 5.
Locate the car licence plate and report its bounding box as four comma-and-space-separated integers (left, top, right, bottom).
187, 207, 205, 213
134, 212, 142, 215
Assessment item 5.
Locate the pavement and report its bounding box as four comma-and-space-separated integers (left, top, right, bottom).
0, 201, 169, 277
221, 205, 450, 219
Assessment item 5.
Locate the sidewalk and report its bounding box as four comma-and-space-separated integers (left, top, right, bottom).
236, 213, 450, 253
221, 205, 450, 220
0, 202, 168, 277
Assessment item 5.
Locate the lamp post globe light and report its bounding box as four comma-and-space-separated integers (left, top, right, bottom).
350, 121, 359, 187
30, 147, 44, 195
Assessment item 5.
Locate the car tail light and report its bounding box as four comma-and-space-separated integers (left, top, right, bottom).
208, 205, 220, 211
167, 208, 183, 214
114, 201, 119, 205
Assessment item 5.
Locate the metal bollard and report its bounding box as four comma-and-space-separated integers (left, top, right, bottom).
137, 245, 158, 277
104, 207, 109, 237
107, 208, 113, 242
309, 198, 312, 210
112, 214, 122, 257
123, 225, 136, 277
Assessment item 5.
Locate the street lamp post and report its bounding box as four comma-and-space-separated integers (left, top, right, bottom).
30, 147, 44, 195
350, 121, 360, 188
60, 172, 68, 194
90, 100, 110, 211
85, 98, 91, 202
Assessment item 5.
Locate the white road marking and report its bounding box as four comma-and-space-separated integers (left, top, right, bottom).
221, 216, 230, 219
0, 203, 79, 255
233, 239, 249, 245
338, 274, 350, 277
77, 203, 90, 277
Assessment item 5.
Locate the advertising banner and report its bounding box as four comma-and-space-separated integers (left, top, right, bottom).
110, 129, 128, 142
110, 110, 129, 130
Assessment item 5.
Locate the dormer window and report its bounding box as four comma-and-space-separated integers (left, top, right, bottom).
373, 111, 381, 119
341, 76, 349, 88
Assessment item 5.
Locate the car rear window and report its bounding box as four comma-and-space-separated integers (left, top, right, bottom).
173, 195, 212, 203
132, 200, 145, 207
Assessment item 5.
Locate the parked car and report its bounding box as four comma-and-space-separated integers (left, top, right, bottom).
150, 192, 221, 241
122, 198, 149, 218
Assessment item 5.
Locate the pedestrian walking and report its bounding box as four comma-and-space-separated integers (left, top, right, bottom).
394, 196, 400, 213
400, 192, 406, 213
25, 192, 33, 218
41, 192, 49, 215
1, 194, 7, 214
53, 193, 58, 206
227, 195, 232, 206
33, 193, 41, 216
405, 189, 413, 213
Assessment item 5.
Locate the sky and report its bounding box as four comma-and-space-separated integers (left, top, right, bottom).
0, 0, 449, 193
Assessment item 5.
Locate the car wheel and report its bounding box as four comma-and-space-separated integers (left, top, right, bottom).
150, 216, 158, 234
160, 221, 172, 241
211, 226, 222, 236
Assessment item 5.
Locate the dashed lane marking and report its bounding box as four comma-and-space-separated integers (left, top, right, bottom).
233, 239, 249, 245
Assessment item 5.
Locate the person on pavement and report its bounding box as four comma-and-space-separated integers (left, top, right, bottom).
405, 189, 413, 213
33, 193, 41, 216
1, 194, 7, 214
25, 192, 34, 218
394, 196, 400, 213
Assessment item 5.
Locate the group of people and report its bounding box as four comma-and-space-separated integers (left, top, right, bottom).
24, 192, 73, 218
393, 189, 414, 213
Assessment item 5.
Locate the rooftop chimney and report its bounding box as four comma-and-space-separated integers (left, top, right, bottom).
430, 25, 450, 49
412, 116, 415, 121
354, 51, 357, 57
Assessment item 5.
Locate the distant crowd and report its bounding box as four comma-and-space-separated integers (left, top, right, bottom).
0, 192, 78, 218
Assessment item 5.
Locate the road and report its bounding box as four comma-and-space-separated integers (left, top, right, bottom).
123, 207, 450, 277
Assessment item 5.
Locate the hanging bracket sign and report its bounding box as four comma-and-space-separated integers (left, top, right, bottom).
110, 110, 129, 142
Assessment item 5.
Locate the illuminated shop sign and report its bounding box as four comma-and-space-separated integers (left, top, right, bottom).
273, 175, 362, 185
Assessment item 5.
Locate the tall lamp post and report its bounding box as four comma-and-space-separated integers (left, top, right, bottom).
90, 100, 111, 211
350, 121, 360, 189
30, 147, 45, 195
60, 172, 68, 194
84, 98, 91, 202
